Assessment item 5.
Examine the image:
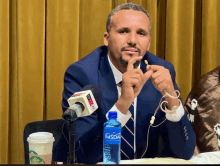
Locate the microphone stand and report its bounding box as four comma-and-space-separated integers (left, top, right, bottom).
68, 120, 76, 164
62, 106, 80, 164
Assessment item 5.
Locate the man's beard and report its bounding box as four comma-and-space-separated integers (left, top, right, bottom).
119, 54, 141, 69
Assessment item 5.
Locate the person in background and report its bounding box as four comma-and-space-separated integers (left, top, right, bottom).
185, 66, 220, 155
62, 2, 196, 164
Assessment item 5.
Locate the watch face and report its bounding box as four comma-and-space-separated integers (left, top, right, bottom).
165, 105, 179, 114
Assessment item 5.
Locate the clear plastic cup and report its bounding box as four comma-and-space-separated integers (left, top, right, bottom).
27, 132, 55, 164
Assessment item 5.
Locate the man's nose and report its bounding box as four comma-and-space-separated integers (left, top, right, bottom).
127, 32, 137, 46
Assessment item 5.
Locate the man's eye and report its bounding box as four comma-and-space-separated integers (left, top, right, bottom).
119, 30, 127, 34
138, 32, 146, 36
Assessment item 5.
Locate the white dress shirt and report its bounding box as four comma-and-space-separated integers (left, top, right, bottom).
106, 54, 185, 153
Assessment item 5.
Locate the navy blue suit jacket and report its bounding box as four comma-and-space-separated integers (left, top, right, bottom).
62, 46, 196, 164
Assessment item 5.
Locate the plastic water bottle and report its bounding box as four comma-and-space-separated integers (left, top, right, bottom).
103, 111, 121, 164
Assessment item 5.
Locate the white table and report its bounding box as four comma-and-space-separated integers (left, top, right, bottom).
98, 158, 194, 164
189, 151, 220, 164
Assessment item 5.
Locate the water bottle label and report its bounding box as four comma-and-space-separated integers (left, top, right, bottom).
104, 128, 121, 144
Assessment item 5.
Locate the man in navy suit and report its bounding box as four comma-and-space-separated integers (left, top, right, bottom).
62, 2, 195, 164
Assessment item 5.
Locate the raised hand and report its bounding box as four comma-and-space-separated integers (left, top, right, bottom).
116, 56, 153, 114
147, 65, 180, 109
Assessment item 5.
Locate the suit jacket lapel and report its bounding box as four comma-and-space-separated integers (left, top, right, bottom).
98, 50, 118, 115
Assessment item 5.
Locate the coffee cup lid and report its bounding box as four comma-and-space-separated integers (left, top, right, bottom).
27, 132, 55, 143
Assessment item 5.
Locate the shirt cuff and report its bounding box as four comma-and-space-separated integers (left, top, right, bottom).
165, 102, 185, 122
106, 104, 131, 127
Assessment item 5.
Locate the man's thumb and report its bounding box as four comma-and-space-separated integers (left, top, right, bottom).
144, 70, 153, 81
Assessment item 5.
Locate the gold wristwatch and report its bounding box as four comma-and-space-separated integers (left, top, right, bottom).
165, 105, 179, 114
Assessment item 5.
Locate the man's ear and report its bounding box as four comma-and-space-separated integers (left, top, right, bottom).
103, 32, 109, 46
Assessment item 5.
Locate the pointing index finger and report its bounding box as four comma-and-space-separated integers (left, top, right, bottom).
127, 56, 143, 71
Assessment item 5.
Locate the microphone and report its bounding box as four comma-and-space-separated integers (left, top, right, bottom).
62, 85, 102, 121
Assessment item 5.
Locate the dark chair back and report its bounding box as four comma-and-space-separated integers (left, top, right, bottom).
23, 119, 69, 164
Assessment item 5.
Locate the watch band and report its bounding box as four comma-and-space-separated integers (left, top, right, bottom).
164, 99, 181, 114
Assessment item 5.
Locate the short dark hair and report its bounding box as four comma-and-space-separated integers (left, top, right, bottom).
106, 2, 151, 34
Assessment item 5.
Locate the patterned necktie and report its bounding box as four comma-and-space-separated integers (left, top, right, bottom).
117, 81, 135, 160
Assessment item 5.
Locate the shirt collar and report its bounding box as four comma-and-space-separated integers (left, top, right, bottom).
108, 54, 122, 84
107, 54, 141, 85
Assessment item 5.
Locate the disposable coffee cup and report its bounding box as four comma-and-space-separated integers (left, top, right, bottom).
27, 132, 55, 164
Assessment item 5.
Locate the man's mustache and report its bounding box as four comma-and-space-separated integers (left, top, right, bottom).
121, 46, 141, 54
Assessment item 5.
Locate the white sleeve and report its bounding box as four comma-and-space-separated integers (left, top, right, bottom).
106, 104, 131, 127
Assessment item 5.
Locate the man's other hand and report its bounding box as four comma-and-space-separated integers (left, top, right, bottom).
147, 65, 180, 109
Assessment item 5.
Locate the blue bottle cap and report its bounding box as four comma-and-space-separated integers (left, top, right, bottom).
108, 111, 117, 118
